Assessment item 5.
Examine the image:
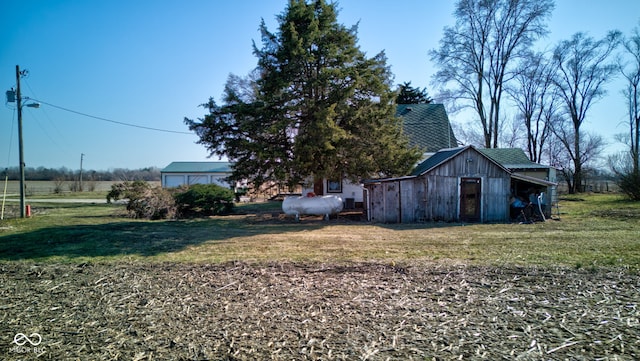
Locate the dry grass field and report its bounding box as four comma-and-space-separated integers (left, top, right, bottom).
2, 180, 113, 196
0, 193, 638, 360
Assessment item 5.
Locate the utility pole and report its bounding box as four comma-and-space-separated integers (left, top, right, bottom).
11, 66, 39, 217
79, 153, 84, 192
16, 65, 26, 218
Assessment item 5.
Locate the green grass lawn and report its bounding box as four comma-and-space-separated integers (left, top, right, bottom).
0, 194, 639, 269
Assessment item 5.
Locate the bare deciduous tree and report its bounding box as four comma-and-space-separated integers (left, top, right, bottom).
430, 0, 553, 148
609, 23, 640, 200
551, 31, 621, 193
451, 119, 484, 147
507, 51, 559, 162
618, 23, 640, 175
548, 125, 607, 193
498, 114, 527, 149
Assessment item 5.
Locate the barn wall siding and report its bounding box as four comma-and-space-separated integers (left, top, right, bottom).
384, 182, 400, 223
424, 175, 459, 222
400, 180, 414, 223
482, 177, 510, 222
369, 184, 386, 223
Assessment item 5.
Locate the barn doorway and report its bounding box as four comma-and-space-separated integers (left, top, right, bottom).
460, 178, 481, 222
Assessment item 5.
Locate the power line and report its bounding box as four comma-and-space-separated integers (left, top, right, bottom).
27, 98, 194, 135
23, 79, 72, 146
23, 106, 70, 156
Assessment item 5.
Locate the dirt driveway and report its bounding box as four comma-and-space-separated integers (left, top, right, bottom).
1, 262, 638, 360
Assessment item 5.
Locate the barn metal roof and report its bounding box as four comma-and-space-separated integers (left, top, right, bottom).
161, 161, 233, 173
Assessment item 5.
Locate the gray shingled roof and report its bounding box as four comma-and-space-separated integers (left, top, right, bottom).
478, 148, 548, 169
477, 148, 529, 164
397, 103, 458, 153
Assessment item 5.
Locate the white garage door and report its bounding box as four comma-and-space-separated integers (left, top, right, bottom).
164, 175, 185, 188
188, 175, 208, 185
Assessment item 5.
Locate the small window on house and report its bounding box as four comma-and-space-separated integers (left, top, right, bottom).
327, 179, 342, 193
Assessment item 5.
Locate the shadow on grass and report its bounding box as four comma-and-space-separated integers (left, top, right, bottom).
0, 216, 324, 261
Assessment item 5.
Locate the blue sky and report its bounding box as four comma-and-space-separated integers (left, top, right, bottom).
1, 0, 639, 171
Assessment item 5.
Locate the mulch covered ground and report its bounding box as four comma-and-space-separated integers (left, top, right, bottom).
1, 261, 638, 360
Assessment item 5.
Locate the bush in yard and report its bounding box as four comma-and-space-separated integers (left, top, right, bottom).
617, 171, 640, 201
107, 181, 177, 219
174, 184, 235, 217
53, 177, 66, 194
610, 152, 640, 201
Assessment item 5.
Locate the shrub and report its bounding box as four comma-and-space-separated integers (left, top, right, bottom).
107, 180, 149, 203
609, 152, 640, 201
53, 178, 66, 194
174, 184, 235, 216
107, 181, 177, 219
617, 171, 640, 201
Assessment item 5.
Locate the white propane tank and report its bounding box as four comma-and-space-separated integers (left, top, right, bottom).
282, 195, 343, 220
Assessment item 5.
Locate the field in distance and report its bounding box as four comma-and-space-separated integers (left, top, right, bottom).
1, 180, 160, 197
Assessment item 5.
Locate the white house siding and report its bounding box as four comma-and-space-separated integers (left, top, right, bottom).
301, 179, 365, 208
341, 181, 366, 205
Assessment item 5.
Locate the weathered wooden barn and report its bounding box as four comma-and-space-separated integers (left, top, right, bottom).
363, 145, 555, 223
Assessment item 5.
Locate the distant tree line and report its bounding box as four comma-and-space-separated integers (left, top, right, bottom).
2, 166, 161, 182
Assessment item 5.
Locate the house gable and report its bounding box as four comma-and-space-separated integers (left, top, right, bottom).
397, 103, 458, 153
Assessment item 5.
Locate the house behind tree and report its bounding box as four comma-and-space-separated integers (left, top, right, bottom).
304, 103, 459, 206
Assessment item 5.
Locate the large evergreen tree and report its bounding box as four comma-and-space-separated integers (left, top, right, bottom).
186, 0, 420, 189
